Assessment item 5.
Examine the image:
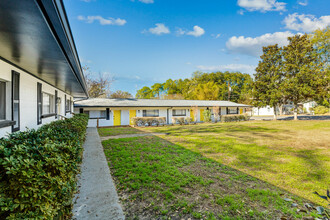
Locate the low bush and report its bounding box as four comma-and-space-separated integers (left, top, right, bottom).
202, 109, 212, 123
221, 114, 250, 122
172, 117, 185, 125
312, 106, 329, 115
0, 114, 89, 219
132, 117, 166, 127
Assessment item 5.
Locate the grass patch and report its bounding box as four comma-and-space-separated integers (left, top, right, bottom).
140, 120, 330, 207
103, 135, 322, 219
98, 126, 143, 136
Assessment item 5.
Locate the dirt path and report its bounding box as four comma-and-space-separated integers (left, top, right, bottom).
100, 132, 169, 141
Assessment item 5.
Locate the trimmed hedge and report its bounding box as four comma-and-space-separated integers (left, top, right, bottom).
221, 114, 250, 122
132, 117, 166, 127
0, 114, 89, 219
172, 117, 193, 125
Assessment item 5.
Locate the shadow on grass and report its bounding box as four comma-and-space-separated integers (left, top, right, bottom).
102, 130, 325, 220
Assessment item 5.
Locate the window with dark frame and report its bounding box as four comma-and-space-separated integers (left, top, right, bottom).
64, 95, 67, 115
37, 83, 42, 125
172, 109, 186, 116
55, 91, 58, 119
100, 111, 106, 118
228, 108, 238, 114
12, 71, 20, 131
0, 81, 6, 120
42, 93, 55, 115
142, 110, 159, 117
66, 98, 70, 112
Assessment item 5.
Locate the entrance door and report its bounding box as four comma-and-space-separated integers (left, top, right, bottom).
113, 110, 121, 126
240, 108, 243, 114
129, 110, 136, 125
200, 109, 204, 122
190, 110, 194, 121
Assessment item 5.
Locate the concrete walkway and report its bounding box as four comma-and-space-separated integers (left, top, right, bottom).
100, 132, 169, 141
72, 128, 124, 220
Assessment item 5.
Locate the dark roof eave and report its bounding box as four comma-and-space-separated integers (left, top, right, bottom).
38, 0, 88, 97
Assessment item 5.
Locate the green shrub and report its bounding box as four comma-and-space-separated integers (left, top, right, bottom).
184, 117, 192, 124
203, 109, 212, 123
132, 117, 166, 127
172, 117, 185, 125
221, 114, 250, 122
0, 114, 89, 219
312, 106, 329, 115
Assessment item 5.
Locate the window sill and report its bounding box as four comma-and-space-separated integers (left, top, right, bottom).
0, 120, 15, 129
41, 113, 56, 119
89, 117, 106, 119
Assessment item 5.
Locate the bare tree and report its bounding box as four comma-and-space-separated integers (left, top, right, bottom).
83, 65, 113, 98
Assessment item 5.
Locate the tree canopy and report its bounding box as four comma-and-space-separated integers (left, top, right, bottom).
110, 90, 133, 99
135, 71, 253, 103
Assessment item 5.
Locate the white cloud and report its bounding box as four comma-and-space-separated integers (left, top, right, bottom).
283, 13, 330, 32
237, 0, 286, 12
77, 15, 126, 26
298, 0, 308, 6
143, 23, 170, 35
176, 28, 186, 36
187, 25, 205, 37
139, 0, 154, 3
211, 33, 222, 39
175, 26, 205, 37
226, 31, 294, 57
197, 64, 257, 74
131, 0, 154, 3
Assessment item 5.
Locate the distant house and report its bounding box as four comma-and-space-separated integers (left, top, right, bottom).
252, 106, 275, 116
0, 1, 88, 138
74, 98, 250, 127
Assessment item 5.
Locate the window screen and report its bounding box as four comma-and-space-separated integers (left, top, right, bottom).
37, 83, 42, 125
12, 71, 20, 131
42, 93, 54, 114
66, 98, 70, 112
143, 110, 159, 117
100, 111, 106, 118
172, 109, 186, 116
0, 81, 5, 120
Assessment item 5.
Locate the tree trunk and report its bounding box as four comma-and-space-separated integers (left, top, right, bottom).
279, 104, 283, 116
273, 106, 277, 120
294, 104, 298, 120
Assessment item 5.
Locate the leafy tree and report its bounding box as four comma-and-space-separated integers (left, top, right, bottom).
110, 90, 133, 99
282, 34, 323, 120
151, 83, 164, 98
310, 27, 330, 107
136, 86, 153, 98
193, 81, 220, 100
253, 44, 284, 120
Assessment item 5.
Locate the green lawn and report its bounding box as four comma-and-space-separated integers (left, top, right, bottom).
140, 121, 330, 207
98, 126, 143, 137
101, 120, 330, 219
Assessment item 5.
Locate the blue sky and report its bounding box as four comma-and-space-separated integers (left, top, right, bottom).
64, 0, 330, 96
